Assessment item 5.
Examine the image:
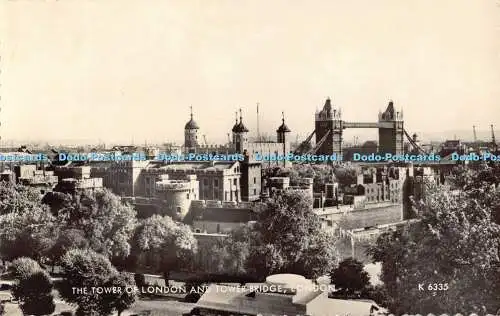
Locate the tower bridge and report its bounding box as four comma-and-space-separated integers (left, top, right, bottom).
294, 98, 423, 157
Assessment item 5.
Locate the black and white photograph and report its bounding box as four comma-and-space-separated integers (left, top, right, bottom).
0, 0, 499, 315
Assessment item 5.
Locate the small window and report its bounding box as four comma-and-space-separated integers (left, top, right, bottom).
253, 177, 256, 184
203, 178, 209, 186
176, 207, 182, 213
233, 179, 237, 186
214, 179, 219, 187
195, 228, 201, 233
187, 193, 190, 199
253, 189, 257, 195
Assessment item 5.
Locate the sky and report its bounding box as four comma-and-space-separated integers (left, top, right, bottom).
1, 0, 499, 145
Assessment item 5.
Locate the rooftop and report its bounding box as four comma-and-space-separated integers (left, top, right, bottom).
195, 275, 381, 316
161, 161, 238, 171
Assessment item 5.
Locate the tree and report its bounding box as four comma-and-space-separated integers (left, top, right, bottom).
332, 164, 358, 187
131, 215, 197, 283
0, 182, 43, 216
330, 258, 370, 298
368, 180, 500, 315
58, 249, 136, 316
50, 189, 137, 261
101, 272, 137, 316
447, 163, 500, 226
12, 270, 56, 316
0, 185, 57, 262
245, 190, 338, 280
42, 191, 73, 216
201, 228, 251, 275
48, 228, 89, 267
9, 257, 42, 280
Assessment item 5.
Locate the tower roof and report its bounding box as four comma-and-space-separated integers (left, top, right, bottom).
234, 108, 249, 133
185, 106, 200, 130
277, 112, 291, 133
185, 118, 199, 130
381, 100, 395, 120
231, 111, 240, 132
323, 98, 332, 112
316, 97, 334, 119
236, 121, 249, 133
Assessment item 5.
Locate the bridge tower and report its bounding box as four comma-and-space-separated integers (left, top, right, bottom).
378, 100, 404, 155
315, 98, 342, 157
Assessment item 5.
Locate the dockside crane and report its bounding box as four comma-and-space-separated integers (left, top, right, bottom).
491, 124, 497, 151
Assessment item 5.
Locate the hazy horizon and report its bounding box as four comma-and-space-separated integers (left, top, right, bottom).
1, 0, 499, 145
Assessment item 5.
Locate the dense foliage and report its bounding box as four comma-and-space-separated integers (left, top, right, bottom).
130, 215, 198, 282
9, 257, 43, 280
44, 189, 138, 261
58, 249, 136, 316
209, 190, 338, 280
12, 269, 55, 316
369, 165, 500, 315
330, 258, 370, 298
0, 184, 57, 262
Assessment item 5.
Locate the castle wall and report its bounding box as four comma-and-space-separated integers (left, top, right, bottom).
155, 175, 199, 221
192, 220, 247, 234
241, 162, 261, 202
244, 142, 291, 168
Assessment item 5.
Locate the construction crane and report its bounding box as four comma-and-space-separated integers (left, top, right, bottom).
491, 124, 497, 150
293, 130, 316, 155
403, 129, 426, 154
473, 125, 477, 142
306, 130, 331, 155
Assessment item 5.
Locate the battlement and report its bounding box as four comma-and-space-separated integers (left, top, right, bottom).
269, 177, 290, 185
196, 144, 234, 151
156, 181, 192, 191
164, 166, 237, 175
190, 199, 254, 209
155, 174, 197, 191
60, 177, 103, 189
245, 142, 289, 151
296, 178, 314, 185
